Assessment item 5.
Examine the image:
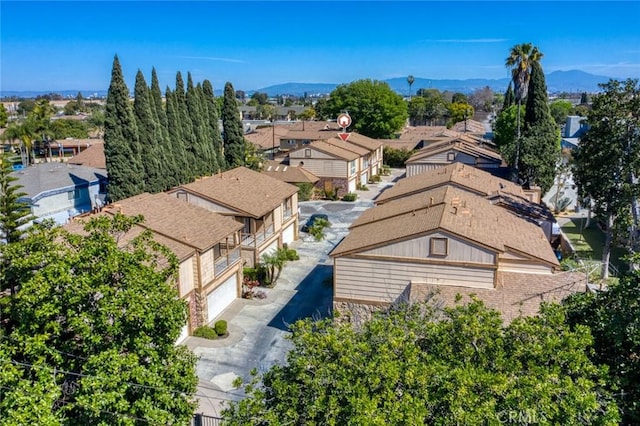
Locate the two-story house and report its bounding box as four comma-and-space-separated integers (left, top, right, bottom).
67, 192, 244, 342
167, 167, 299, 267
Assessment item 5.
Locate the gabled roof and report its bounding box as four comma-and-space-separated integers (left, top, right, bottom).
332, 185, 558, 266
102, 192, 242, 255
282, 127, 382, 152
450, 119, 489, 134
262, 160, 319, 184
244, 126, 290, 150
68, 142, 106, 169
376, 162, 523, 204
287, 121, 342, 131
175, 167, 299, 218
332, 133, 382, 151
12, 162, 106, 202
406, 139, 502, 163
323, 137, 369, 156
290, 140, 360, 161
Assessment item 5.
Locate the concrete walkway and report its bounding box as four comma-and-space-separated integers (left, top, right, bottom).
186, 169, 405, 417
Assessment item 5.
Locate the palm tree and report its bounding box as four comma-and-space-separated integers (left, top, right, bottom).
0, 120, 38, 167
505, 43, 543, 180
407, 75, 415, 100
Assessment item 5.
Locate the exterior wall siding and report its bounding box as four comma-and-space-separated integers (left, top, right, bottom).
406, 163, 443, 177
200, 249, 215, 285
173, 192, 237, 215
178, 257, 196, 297
31, 182, 102, 221
497, 260, 554, 275
361, 232, 496, 265
334, 256, 495, 303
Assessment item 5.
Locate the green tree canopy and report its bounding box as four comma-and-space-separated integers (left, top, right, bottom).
323, 79, 408, 138
549, 99, 574, 126
564, 269, 640, 424
224, 299, 619, 425
0, 214, 198, 425
0, 153, 32, 247
573, 79, 640, 278
0, 104, 9, 128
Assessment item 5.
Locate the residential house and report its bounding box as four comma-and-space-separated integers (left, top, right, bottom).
167, 167, 299, 267
67, 141, 106, 169
13, 162, 107, 225
376, 163, 553, 240
330, 183, 585, 322
288, 135, 384, 195
561, 115, 588, 150
67, 192, 244, 342
405, 137, 504, 177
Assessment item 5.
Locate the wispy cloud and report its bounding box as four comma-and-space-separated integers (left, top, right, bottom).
174, 55, 248, 64
426, 38, 508, 44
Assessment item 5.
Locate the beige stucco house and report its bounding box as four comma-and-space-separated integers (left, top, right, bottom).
67, 192, 244, 342
167, 167, 299, 267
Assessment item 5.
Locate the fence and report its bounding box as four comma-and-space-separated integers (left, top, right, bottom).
191, 413, 223, 426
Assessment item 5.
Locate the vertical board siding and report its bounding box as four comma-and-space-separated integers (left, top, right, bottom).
200, 249, 214, 285
178, 257, 195, 297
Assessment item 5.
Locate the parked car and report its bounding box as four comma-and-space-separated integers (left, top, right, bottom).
301, 214, 329, 232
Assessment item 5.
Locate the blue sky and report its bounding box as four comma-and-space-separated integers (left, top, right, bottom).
2, 1, 640, 93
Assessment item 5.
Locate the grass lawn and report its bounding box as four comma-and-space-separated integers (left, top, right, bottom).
560, 216, 627, 274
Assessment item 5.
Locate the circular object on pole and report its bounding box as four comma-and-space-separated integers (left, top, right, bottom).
337, 113, 352, 129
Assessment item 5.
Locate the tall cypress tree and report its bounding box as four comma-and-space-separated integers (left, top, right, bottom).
104, 55, 144, 201
196, 81, 218, 175
503, 82, 515, 110
149, 68, 176, 189
519, 61, 560, 192
133, 70, 166, 193
202, 80, 224, 171
222, 82, 245, 169
185, 74, 209, 177
175, 72, 196, 178
165, 87, 189, 184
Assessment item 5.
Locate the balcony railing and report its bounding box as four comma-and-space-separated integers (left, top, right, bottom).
214, 246, 241, 276
241, 223, 275, 248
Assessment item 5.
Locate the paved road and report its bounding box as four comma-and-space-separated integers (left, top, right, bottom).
186, 169, 405, 417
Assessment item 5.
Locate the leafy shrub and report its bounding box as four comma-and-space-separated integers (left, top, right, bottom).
214, 320, 228, 336
193, 326, 218, 340
324, 188, 339, 201
356, 183, 369, 191
342, 192, 357, 202
381, 165, 391, 176
309, 218, 330, 241
243, 267, 260, 282
383, 146, 415, 168
282, 244, 300, 261
296, 183, 313, 201
369, 174, 382, 183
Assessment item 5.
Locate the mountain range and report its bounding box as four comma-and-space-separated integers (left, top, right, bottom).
0, 70, 620, 99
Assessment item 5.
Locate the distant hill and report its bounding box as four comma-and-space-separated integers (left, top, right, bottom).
255, 70, 614, 97
0, 70, 617, 99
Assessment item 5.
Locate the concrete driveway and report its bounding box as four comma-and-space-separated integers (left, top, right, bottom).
186, 169, 405, 417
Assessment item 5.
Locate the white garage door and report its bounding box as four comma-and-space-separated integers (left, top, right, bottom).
207, 274, 238, 323
176, 322, 189, 344
348, 178, 356, 193
282, 223, 295, 245
260, 239, 278, 258
360, 172, 368, 186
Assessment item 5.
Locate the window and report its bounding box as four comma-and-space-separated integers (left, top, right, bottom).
288, 139, 296, 145
350, 160, 356, 174
305, 149, 312, 158
430, 237, 448, 256
447, 152, 455, 161
67, 188, 81, 200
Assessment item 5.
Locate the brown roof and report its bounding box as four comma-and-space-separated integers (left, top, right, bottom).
262, 160, 319, 184
408, 270, 587, 322
332, 132, 382, 151
451, 119, 487, 134
376, 162, 523, 204
66, 211, 196, 262
407, 139, 502, 163
176, 166, 299, 218
291, 140, 360, 161
332, 185, 558, 266
101, 192, 243, 255
324, 137, 370, 156
67, 142, 106, 169
398, 126, 448, 141
379, 139, 422, 151
244, 126, 290, 150
286, 121, 342, 131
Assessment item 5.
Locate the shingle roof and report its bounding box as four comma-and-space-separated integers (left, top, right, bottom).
407, 139, 503, 163
262, 160, 319, 184
333, 133, 382, 151
68, 142, 106, 169
176, 167, 299, 218
102, 192, 243, 255
376, 162, 523, 204
450, 119, 489, 134
12, 162, 106, 201
324, 137, 369, 156
408, 270, 587, 322
291, 140, 360, 161
332, 184, 558, 266
244, 126, 290, 150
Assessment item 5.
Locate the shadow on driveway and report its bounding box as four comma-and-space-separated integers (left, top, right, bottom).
267, 264, 333, 331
